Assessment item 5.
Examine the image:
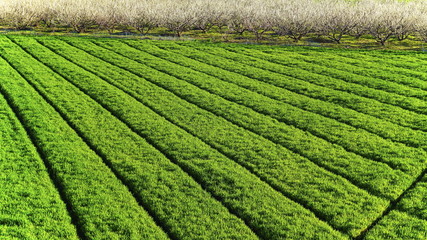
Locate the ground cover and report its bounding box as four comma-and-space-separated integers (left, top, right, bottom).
0, 34, 426, 239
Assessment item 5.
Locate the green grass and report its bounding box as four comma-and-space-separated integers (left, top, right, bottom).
0, 34, 426, 239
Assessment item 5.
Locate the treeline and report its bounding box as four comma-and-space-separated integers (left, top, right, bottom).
1, 0, 426, 45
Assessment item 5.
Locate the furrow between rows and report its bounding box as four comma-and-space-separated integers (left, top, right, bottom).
355, 167, 427, 239
364, 210, 427, 240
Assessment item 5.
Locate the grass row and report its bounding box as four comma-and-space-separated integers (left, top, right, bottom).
2, 35, 264, 240
226, 45, 427, 116
193, 42, 427, 113
231, 44, 427, 99
363, 175, 427, 239
247, 46, 427, 101
0, 87, 78, 239
121, 40, 427, 152
34, 35, 394, 237
396, 175, 427, 220
0, 39, 169, 240
201, 43, 427, 132
7, 35, 348, 240
321, 48, 427, 74
319, 50, 427, 90
80, 37, 416, 199
364, 210, 427, 240
291, 51, 427, 99
338, 50, 427, 89
136, 40, 427, 173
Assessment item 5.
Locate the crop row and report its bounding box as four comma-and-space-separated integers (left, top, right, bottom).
139, 40, 427, 170
273, 50, 427, 101
7, 35, 349, 239
187, 42, 427, 117
250, 45, 427, 93
396, 175, 427, 220
0, 39, 169, 240
25, 35, 395, 237
136, 40, 427, 165
364, 173, 427, 240
336, 50, 427, 82
238, 44, 427, 84
121, 40, 427, 152
240, 44, 427, 84
73, 37, 419, 199
203, 43, 427, 132
1, 35, 268, 240
364, 210, 427, 240
317, 51, 427, 91
0, 83, 78, 239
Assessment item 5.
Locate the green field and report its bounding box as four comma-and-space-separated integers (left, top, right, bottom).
0, 34, 426, 239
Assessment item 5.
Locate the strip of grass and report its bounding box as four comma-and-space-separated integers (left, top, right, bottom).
240, 45, 427, 98
120, 39, 427, 152
7, 35, 347, 240
175, 42, 427, 132
33, 35, 395, 237
134, 40, 427, 172
313, 50, 427, 91
77, 37, 415, 199
180, 41, 427, 116
0, 88, 78, 240
0, 37, 169, 240
342, 53, 427, 82
364, 211, 427, 240
396, 176, 427, 220
275, 50, 427, 100
1, 35, 263, 240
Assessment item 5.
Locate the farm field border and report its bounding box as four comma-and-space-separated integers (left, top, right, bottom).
4, 0, 427, 50
0, 34, 426, 239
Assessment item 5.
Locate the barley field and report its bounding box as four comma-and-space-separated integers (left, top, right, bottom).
0, 34, 426, 239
